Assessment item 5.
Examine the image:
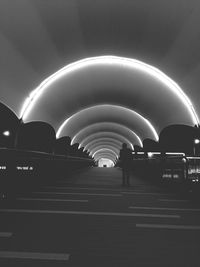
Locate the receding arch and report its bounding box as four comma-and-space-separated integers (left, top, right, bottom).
80, 132, 133, 150
84, 138, 122, 152
98, 158, 114, 167
89, 145, 120, 157
71, 121, 143, 147
57, 105, 158, 141
94, 155, 117, 164
86, 141, 121, 153
21, 56, 199, 133
93, 148, 118, 157
94, 152, 117, 163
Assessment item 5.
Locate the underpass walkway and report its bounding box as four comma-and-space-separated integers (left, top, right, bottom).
0, 167, 200, 266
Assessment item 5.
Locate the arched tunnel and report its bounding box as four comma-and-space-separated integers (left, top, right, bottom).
18, 56, 199, 166
1, 1, 200, 266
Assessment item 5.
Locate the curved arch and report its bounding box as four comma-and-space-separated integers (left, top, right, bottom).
98, 158, 115, 167
93, 148, 118, 159
86, 141, 121, 153
94, 155, 117, 164
84, 138, 122, 152
89, 145, 120, 157
80, 132, 134, 150
94, 152, 117, 162
57, 105, 158, 141
21, 56, 199, 128
71, 121, 143, 147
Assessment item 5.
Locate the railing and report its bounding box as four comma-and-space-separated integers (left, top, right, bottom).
0, 148, 94, 199
117, 152, 200, 190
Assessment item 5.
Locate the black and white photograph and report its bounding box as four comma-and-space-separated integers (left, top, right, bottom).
0, 0, 200, 266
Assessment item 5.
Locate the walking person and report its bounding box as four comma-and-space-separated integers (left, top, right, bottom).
119, 143, 133, 186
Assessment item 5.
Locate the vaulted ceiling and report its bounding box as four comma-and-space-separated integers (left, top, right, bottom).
1, 0, 200, 162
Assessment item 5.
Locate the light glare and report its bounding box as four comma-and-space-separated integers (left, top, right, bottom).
3, 131, 10, 137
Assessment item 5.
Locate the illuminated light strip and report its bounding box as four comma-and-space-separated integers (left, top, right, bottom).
89, 145, 120, 156
89, 145, 120, 153
91, 151, 119, 157
80, 131, 134, 150
95, 154, 116, 160
133, 152, 186, 156
92, 155, 118, 162
166, 152, 185, 156
94, 155, 117, 162
148, 152, 186, 157
86, 141, 121, 152
94, 153, 117, 162
83, 138, 133, 151
20, 56, 199, 127
74, 128, 142, 147
93, 148, 118, 159
93, 152, 117, 158
57, 104, 158, 141
84, 138, 122, 151
99, 158, 115, 167
82, 140, 121, 152
70, 121, 143, 147
89, 147, 120, 157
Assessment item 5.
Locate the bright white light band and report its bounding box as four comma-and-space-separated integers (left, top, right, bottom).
84, 138, 122, 152
70, 120, 143, 146
57, 104, 158, 141
132, 152, 186, 156
87, 142, 121, 153
20, 56, 199, 127
79, 131, 134, 150
94, 154, 117, 162
89, 145, 119, 157
93, 148, 118, 159
94, 155, 116, 162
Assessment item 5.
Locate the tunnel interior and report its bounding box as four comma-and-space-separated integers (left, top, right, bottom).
13, 56, 199, 162
2, 2, 200, 265
0, 56, 200, 162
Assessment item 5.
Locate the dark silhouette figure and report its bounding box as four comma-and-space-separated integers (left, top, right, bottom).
119, 143, 133, 186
